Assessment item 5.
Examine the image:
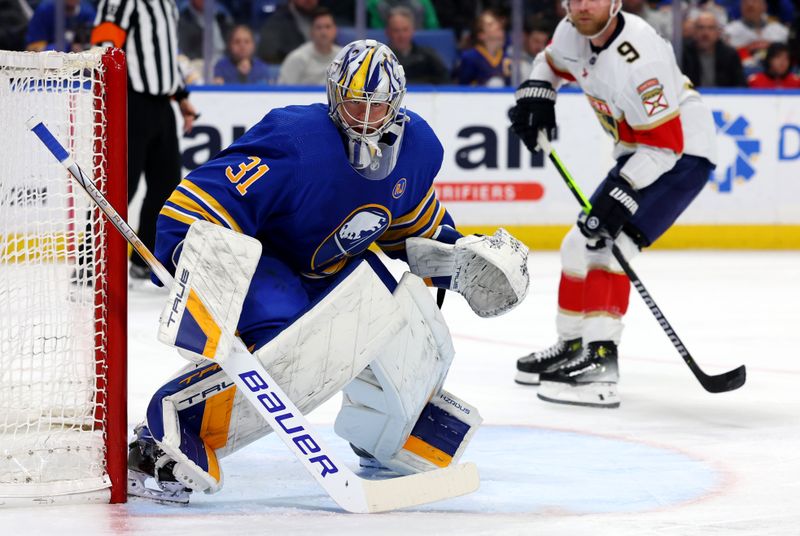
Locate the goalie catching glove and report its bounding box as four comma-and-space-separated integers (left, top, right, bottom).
406, 228, 529, 317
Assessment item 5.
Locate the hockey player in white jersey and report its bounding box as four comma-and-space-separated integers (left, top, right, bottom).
508, 0, 717, 407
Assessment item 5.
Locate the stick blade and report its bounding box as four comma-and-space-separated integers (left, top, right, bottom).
701, 365, 746, 393
354, 462, 480, 513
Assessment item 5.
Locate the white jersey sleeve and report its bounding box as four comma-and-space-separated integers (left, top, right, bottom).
534, 14, 717, 189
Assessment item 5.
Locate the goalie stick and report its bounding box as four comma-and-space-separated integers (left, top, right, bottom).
536, 131, 746, 394
28, 117, 480, 512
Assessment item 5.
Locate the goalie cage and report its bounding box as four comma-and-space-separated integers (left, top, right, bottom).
0, 48, 127, 504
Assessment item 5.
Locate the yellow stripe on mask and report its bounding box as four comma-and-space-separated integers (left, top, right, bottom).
347, 48, 375, 99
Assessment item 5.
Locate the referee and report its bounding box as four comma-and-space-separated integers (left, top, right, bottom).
91, 0, 197, 282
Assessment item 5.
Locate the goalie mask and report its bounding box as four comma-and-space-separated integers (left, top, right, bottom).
327, 39, 407, 180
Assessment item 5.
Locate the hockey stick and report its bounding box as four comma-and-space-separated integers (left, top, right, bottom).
536, 131, 746, 393
28, 117, 479, 512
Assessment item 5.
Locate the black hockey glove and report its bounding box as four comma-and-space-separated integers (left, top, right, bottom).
578, 176, 640, 240
508, 80, 556, 153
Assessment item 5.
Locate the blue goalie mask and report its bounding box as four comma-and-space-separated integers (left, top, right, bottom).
327, 39, 407, 180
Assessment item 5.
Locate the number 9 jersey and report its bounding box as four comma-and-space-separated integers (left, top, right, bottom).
528, 12, 717, 190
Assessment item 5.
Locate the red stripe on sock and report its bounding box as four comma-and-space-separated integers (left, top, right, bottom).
584, 269, 630, 317
558, 272, 584, 313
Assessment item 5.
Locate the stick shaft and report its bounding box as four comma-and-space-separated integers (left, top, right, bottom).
28, 117, 174, 286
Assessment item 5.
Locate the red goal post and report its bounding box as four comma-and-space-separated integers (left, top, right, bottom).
0, 48, 127, 504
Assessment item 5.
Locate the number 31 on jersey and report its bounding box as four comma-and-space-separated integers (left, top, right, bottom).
225, 156, 269, 196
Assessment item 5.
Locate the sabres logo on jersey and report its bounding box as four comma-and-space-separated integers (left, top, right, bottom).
392, 178, 407, 199
311, 205, 391, 274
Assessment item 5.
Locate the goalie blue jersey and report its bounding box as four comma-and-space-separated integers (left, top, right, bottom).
155, 103, 455, 279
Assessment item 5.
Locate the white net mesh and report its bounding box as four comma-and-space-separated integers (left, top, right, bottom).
0, 50, 112, 498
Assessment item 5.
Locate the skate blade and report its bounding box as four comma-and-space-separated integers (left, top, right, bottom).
128, 472, 191, 505
514, 370, 540, 385
537, 381, 620, 408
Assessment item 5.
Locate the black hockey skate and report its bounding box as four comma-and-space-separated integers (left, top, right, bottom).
515, 338, 582, 385
127, 426, 192, 505
537, 341, 620, 408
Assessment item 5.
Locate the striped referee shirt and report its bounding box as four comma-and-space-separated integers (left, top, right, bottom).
92, 0, 182, 96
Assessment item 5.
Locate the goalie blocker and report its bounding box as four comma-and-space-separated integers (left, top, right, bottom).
136, 221, 484, 499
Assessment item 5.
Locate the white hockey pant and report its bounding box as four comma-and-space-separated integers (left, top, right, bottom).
556, 225, 640, 344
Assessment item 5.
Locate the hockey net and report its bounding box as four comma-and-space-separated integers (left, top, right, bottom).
0, 49, 127, 504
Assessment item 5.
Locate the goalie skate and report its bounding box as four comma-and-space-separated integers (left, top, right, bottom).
537, 341, 620, 408
127, 427, 192, 505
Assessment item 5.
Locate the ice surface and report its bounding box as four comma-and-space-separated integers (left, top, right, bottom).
1, 251, 798, 535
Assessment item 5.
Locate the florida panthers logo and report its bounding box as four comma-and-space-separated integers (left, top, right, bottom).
311, 205, 391, 273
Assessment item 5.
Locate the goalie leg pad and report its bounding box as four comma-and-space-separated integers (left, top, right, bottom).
394, 391, 482, 472
145, 257, 406, 492
335, 273, 481, 474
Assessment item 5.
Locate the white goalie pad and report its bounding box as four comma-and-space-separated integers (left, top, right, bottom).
251, 261, 406, 413
157, 220, 262, 363
151, 259, 407, 493
406, 228, 530, 317
335, 273, 481, 474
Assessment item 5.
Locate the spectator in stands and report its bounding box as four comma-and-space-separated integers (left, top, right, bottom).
278, 7, 340, 85
257, 0, 318, 65
622, 0, 672, 38
725, 0, 789, 66
25, 0, 95, 52
688, 0, 730, 28
217, 0, 250, 24
716, 0, 794, 25
456, 9, 511, 86
367, 0, 440, 29
518, 20, 550, 78
431, 0, 480, 44
213, 25, 272, 84
320, 0, 355, 26
178, 0, 234, 61
683, 11, 747, 87
748, 41, 800, 87
0, 0, 32, 51
384, 6, 449, 84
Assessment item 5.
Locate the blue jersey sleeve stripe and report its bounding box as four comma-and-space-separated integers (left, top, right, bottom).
163, 200, 208, 221
387, 194, 436, 234
417, 204, 447, 238
380, 203, 446, 248
179, 179, 243, 233
390, 185, 435, 226
176, 183, 234, 231
160, 205, 202, 226
381, 197, 440, 241
376, 204, 444, 249
168, 189, 228, 228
